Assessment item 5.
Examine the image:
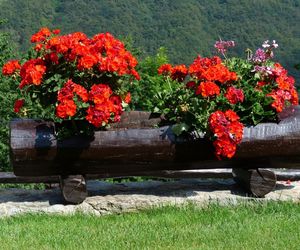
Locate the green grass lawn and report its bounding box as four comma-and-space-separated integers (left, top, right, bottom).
0, 201, 299, 249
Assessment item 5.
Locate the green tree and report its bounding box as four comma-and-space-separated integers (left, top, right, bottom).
0, 0, 299, 84
0, 21, 18, 171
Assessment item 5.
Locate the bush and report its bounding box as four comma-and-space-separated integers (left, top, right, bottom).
0, 23, 18, 171
127, 47, 172, 111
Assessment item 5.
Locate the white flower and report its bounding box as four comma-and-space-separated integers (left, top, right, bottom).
262, 40, 270, 48
272, 40, 279, 48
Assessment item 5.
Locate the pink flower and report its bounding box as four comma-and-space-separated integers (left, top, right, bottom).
214, 40, 235, 54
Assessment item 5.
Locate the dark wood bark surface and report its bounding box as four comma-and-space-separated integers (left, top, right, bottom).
232, 168, 277, 197
60, 175, 87, 204
10, 109, 300, 176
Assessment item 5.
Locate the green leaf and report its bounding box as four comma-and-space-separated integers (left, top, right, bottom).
153, 107, 160, 113
172, 123, 190, 136
53, 86, 61, 92
80, 102, 90, 108
252, 103, 263, 115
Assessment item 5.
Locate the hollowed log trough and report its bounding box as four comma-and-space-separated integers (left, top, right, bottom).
10, 109, 300, 203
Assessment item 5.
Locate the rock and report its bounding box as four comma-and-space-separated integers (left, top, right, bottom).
0, 179, 299, 218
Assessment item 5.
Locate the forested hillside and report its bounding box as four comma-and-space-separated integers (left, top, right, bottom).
0, 0, 299, 80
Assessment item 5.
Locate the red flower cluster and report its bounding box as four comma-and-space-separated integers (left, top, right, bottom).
189, 56, 237, 83
56, 79, 89, 119
189, 56, 237, 99
209, 110, 244, 159
225, 86, 244, 104
56, 100, 77, 119
31, 27, 53, 43
86, 84, 123, 127
56, 80, 124, 125
158, 64, 188, 82
19, 59, 46, 89
158, 56, 236, 100
267, 63, 298, 112
155, 42, 299, 160
3, 28, 138, 129
158, 64, 172, 75
157, 55, 245, 159
2, 60, 21, 76
268, 89, 298, 113
32, 29, 140, 80
196, 81, 220, 97
170, 65, 188, 82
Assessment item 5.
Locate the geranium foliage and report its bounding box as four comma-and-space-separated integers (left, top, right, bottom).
155, 40, 298, 159
2, 27, 139, 133
2, 29, 299, 160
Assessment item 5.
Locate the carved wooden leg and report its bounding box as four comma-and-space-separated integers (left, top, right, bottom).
232, 168, 277, 198
60, 175, 88, 204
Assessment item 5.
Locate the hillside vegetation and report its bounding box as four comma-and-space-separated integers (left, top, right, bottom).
0, 0, 299, 79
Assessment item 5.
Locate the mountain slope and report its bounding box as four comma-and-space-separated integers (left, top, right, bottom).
0, 0, 299, 80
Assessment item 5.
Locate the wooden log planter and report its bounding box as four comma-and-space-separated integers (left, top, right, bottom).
10, 108, 300, 203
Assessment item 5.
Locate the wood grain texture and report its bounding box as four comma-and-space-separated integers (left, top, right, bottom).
60, 175, 87, 204
10, 108, 300, 176
232, 168, 277, 197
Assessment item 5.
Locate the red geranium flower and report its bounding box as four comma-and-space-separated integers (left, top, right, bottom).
56, 99, 77, 118
267, 89, 293, 113
45, 52, 59, 65
158, 64, 172, 75
2, 60, 21, 76
291, 89, 299, 105
58, 79, 89, 103
209, 110, 243, 159
224, 110, 240, 122
186, 81, 196, 89
77, 54, 98, 70
225, 86, 244, 104
14, 99, 24, 113
213, 135, 237, 159
196, 81, 220, 97
19, 59, 46, 88
256, 81, 268, 90
52, 29, 61, 35
89, 84, 113, 104
85, 105, 111, 127
170, 64, 188, 82
31, 27, 52, 43
124, 92, 131, 104
189, 56, 237, 83
276, 75, 295, 91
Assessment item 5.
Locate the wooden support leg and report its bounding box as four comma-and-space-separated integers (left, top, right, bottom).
232, 168, 277, 198
60, 175, 88, 204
